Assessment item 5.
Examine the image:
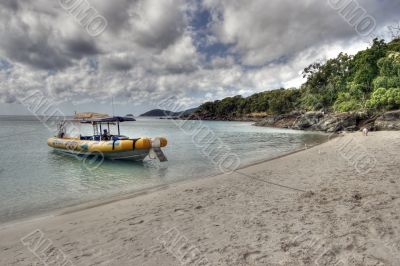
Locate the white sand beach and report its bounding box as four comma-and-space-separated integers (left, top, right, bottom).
1, 131, 400, 266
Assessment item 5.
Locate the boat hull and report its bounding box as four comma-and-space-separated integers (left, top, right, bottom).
47, 137, 167, 162
52, 147, 150, 161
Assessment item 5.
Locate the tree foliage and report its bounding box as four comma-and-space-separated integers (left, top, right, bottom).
367, 88, 400, 110
196, 38, 400, 117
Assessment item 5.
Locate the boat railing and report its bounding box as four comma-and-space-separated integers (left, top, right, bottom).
78, 135, 130, 141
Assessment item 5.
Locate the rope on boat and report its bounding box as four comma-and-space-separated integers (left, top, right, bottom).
234, 170, 307, 193
132, 139, 140, 150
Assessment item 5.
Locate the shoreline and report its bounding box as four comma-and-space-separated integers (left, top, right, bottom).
1, 131, 399, 265
0, 132, 330, 229
181, 109, 400, 133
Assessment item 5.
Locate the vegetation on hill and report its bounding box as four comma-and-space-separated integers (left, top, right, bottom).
140, 109, 177, 117
140, 108, 197, 117
195, 38, 400, 118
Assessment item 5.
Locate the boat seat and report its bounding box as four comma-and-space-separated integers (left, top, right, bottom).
80, 135, 102, 141
80, 136, 93, 140
79, 135, 129, 141
112, 136, 129, 141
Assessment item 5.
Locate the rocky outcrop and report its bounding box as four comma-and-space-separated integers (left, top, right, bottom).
185, 113, 262, 122
293, 112, 371, 132
187, 110, 400, 132
374, 110, 400, 130
255, 112, 375, 133
253, 114, 298, 128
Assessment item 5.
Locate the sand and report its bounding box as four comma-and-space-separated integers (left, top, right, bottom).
1, 131, 400, 266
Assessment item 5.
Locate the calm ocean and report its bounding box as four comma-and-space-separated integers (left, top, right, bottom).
0, 116, 327, 223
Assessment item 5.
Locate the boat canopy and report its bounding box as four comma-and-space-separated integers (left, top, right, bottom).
74, 112, 109, 120
79, 116, 136, 124
79, 116, 136, 137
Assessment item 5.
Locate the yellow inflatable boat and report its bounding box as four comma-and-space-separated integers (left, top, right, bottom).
47, 116, 168, 162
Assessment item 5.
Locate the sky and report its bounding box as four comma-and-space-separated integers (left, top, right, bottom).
0, 0, 399, 116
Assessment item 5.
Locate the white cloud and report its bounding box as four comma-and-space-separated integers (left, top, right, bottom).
203, 0, 399, 66
0, 0, 399, 114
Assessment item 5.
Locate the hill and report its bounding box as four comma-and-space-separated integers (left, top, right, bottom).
140, 108, 197, 117
179, 108, 198, 116
140, 109, 176, 117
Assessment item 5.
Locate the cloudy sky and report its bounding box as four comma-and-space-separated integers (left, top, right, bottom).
0, 0, 399, 115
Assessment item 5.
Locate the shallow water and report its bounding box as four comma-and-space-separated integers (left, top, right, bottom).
0, 116, 328, 223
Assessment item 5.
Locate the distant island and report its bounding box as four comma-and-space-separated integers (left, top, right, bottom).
140, 108, 197, 117
140, 109, 177, 117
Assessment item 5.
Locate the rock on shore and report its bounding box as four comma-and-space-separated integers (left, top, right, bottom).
255, 110, 400, 132
375, 110, 400, 130
184, 110, 400, 133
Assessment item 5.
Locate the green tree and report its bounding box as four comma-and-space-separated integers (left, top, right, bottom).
350, 38, 387, 93
367, 87, 400, 110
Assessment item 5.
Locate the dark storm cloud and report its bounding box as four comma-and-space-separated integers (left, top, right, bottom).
0, 32, 72, 70
0, 0, 101, 70
91, 0, 136, 35
64, 38, 101, 58
106, 61, 133, 72
0, 0, 20, 12
101, 56, 134, 72
128, 0, 187, 51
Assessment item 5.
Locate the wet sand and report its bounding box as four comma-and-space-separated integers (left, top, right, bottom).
1, 131, 400, 265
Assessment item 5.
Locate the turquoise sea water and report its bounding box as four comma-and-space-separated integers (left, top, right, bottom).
0, 116, 328, 223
